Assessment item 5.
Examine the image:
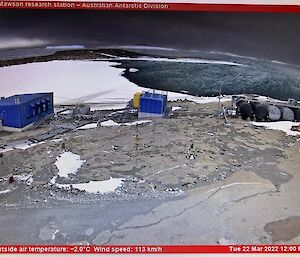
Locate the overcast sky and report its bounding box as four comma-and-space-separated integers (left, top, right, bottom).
0, 10, 300, 64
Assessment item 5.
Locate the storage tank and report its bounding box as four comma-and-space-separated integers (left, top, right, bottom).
268, 105, 281, 121
254, 104, 268, 121
282, 107, 295, 121
133, 92, 142, 109
239, 102, 253, 120
236, 100, 245, 109
294, 108, 300, 121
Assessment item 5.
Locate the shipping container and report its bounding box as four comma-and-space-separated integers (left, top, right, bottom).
0, 93, 54, 132
138, 92, 167, 118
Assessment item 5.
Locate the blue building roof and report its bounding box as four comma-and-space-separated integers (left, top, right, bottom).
141, 92, 167, 100
0, 93, 53, 106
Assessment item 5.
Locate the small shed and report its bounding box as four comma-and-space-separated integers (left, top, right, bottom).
138, 92, 167, 118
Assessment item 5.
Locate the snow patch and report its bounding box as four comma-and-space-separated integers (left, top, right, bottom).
51, 230, 59, 240
59, 110, 72, 115
77, 123, 98, 130
14, 173, 33, 185
49, 176, 58, 184
51, 139, 63, 143
129, 68, 138, 72
90, 103, 128, 111
108, 56, 245, 66
0, 60, 144, 105
0, 141, 44, 153
55, 177, 125, 194
189, 154, 195, 160
100, 119, 151, 127
252, 121, 300, 136
124, 120, 151, 126
171, 106, 182, 111
218, 237, 238, 245
55, 152, 86, 178
0, 189, 12, 194
254, 95, 285, 103
100, 120, 120, 127
139, 57, 245, 66
168, 94, 231, 104
121, 45, 177, 51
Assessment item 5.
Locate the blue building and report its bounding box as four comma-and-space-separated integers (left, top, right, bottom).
138, 92, 167, 118
0, 93, 54, 132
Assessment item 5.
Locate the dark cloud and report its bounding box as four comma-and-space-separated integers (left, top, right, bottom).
0, 10, 300, 64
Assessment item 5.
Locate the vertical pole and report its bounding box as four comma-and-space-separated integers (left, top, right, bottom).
217, 84, 222, 117
152, 118, 155, 147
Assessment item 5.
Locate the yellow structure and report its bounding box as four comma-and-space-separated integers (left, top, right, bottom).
133, 92, 142, 108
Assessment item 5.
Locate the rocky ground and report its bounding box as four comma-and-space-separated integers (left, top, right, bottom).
0, 101, 299, 244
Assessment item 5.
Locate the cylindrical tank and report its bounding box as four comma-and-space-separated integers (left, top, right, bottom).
282, 107, 295, 121
255, 104, 268, 121
268, 105, 281, 121
294, 108, 300, 121
236, 100, 245, 109
239, 102, 253, 120
250, 101, 257, 110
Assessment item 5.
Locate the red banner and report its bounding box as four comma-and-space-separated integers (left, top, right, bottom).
1, 1, 300, 11
0, 245, 300, 254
